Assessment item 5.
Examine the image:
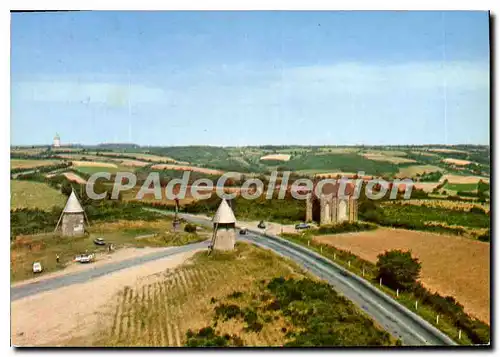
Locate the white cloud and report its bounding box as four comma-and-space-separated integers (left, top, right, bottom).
278, 61, 488, 94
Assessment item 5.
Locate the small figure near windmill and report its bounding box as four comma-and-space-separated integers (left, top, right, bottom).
54, 189, 90, 237
209, 199, 236, 254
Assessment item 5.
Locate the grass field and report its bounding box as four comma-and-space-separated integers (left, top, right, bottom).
282, 153, 399, 175
313, 228, 490, 324
443, 182, 478, 192
73, 165, 133, 175
11, 159, 62, 169
10, 180, 66, 211
362, 153, 416, 164
380, 203, 490, 229
96, 152, 179, 163
441, 174, 490, 184
383, 199, 489, 213
396, 165, 443, 178
90, 243, 395, 347
10, 219, 207, 282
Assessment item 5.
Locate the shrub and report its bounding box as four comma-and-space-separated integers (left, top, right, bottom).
314, 221, 377, 235
184, 223, 197, 233
266, 277, 393, 346
469, 206, 486, 215
477, 230, 490, 242
214, 304, 241, 321
376, 250, 421, 291
185, 327, 243, 347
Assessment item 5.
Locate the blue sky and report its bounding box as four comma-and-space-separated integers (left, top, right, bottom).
11, 11, 490, 146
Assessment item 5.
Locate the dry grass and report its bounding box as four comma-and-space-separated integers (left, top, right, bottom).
11, 159, 62, 169
89, 243, 307, 347
362, 153, 416, 164
11, 148, 48, 155
10, 180, 66, 211
313, 228, 490, 324
101, 152, 180, 163
412, 182, 441, 193
72, 160, 118, 168
428, 148, 468, 154
62, 172, 87, 184
442, 158, 474, 166
440, 174, 489, 184
397, 165, 444, 178
410, 151, 439, 157
260, 154, 291, 161
150, 164, 224, 175
382, 199, 490, 213
11, 250, 198, 346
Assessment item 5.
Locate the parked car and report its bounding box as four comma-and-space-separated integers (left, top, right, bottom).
295, 223, 311, 230
79, 254, 94, 264
32, 262, 43, 273
239, 227, 248, 235
74, 254, 94, 263
257, 221, 266, 229
93, 237, 106, 246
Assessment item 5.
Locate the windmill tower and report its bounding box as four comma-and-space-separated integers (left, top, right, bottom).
210, 199, 236, 251
53, 133, 61, 148
55, 190, 88, 236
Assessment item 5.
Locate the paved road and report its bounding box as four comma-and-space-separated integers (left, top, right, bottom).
240, 232, 453, 346
152, 210, 457, 346
11, 241, 208, 301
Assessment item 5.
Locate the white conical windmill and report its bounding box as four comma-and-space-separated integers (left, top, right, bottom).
54, 189, 90, 237
209, 199, 236, 253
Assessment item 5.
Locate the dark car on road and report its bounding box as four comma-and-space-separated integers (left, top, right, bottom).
239, 227, 248, 235
295, 223, 311, 230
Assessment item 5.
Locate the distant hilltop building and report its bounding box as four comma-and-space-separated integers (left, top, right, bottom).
53, 133, 61, 148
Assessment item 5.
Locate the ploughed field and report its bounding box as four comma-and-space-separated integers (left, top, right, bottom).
313, 228, 490, 324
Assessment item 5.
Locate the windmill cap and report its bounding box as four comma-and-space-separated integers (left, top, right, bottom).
213, 199, 236, 224
63, 191, 84, 213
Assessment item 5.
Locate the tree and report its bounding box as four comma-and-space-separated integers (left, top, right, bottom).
61, 181, 73, 196
376, 250, 421, 290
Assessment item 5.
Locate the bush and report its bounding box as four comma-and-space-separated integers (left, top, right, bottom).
184, 223, 197, 233
314, 221, 377, 235
376, 250, 421, 291
266, 277, 393, 346
185, 327, 243, 347
469, 206, 486, 215
477, 230, 490, 242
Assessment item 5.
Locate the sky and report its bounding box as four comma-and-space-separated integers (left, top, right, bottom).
11, 11, 490, 146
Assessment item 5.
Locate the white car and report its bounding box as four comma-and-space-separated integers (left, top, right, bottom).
79, 254, 94, 263
74, 254, 94, 263
32, 262, 43, 273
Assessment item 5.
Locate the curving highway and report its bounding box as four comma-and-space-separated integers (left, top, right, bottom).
162, 210, 457, 346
